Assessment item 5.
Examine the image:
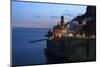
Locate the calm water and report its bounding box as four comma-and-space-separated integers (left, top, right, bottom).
12, 28, 49, 65
12, 28, 96, 65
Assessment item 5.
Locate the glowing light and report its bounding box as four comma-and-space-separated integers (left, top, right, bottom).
76, 34, 80, 38
68, 33, 73, 37
82, 33, 85, 38
92, 35, 95, 38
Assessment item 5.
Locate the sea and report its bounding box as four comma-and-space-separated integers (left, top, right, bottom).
12, 28, 96, 66
12, 28, 49, 65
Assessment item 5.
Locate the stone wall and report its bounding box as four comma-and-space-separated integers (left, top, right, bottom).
46, 38, 96, 62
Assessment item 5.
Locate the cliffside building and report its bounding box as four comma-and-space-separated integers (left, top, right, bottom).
51, 16, 70, 38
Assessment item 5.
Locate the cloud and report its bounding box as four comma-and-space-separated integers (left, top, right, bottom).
34, 15, 40, 18
49, 16, 60, 19
62, 11, 79, 17
12, 1, 86, 28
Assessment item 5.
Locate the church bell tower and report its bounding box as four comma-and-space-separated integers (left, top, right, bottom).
60, 16, 65, 26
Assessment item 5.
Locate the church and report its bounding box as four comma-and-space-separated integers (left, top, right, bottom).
46, 14, 95, 39
52, 16, 70, 38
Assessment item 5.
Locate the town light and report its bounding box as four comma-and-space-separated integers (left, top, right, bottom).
68, 33, 73, 37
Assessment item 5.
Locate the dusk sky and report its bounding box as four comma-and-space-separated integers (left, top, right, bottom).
12, 1, 87, 28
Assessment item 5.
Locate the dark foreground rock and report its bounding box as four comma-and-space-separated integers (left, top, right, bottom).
45, 38, 96, 63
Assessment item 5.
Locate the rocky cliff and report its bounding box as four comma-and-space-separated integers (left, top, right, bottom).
71, 6, 96, 35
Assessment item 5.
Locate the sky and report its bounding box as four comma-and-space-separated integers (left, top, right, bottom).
12, 1, 87, 28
